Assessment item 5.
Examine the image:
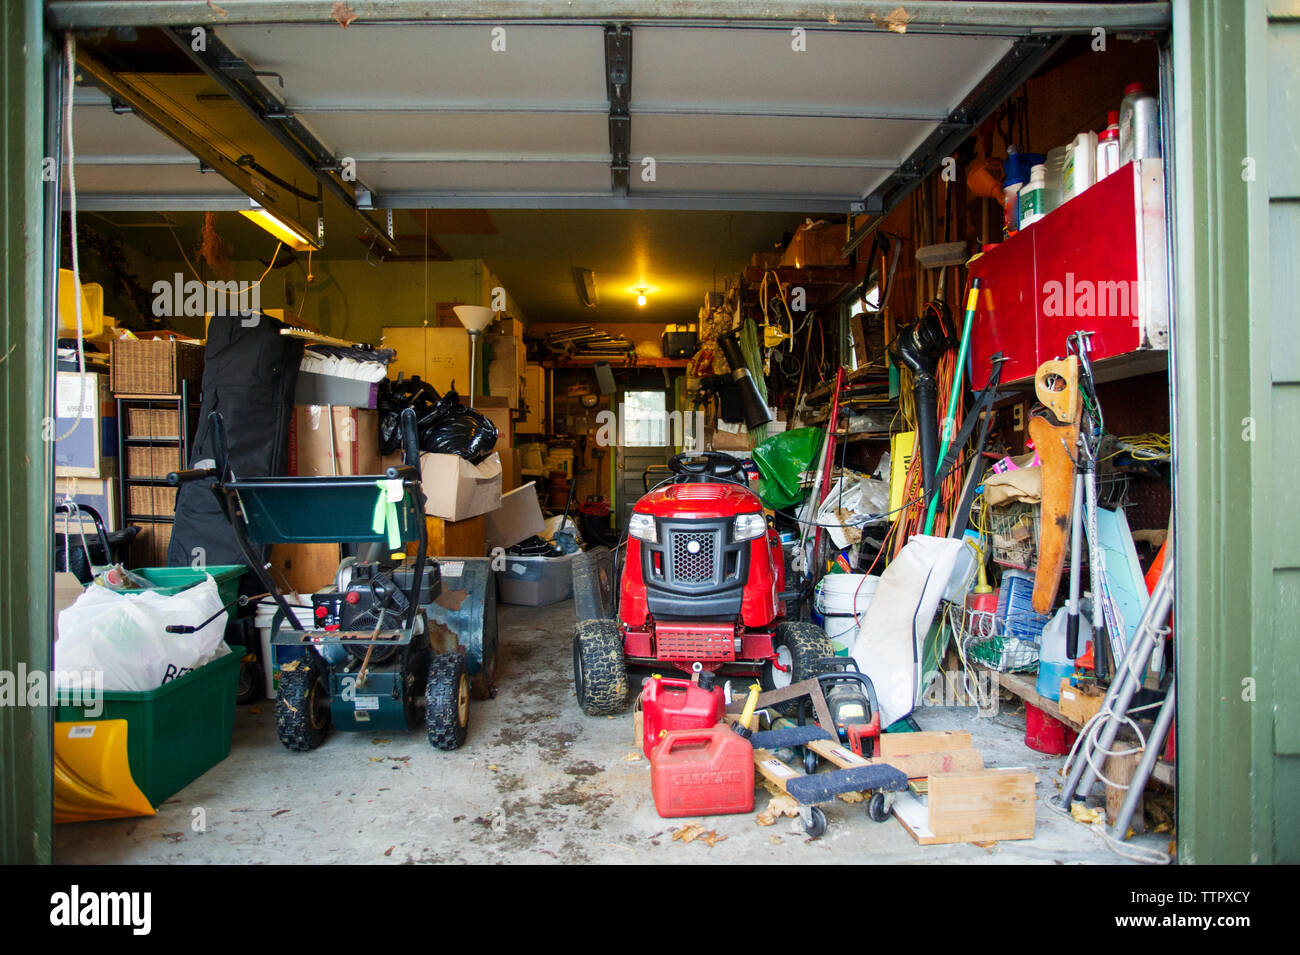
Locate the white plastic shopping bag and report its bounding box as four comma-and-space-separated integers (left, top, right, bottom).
55, 575, 231, 692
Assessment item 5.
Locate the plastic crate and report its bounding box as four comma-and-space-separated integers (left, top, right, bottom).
132, 565, 245, 608
496, 552, 576, 606
54, 649, 240, 806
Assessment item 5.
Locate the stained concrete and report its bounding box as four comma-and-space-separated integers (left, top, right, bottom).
55, 600, 1171, 864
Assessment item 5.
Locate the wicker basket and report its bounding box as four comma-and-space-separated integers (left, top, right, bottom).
128, 484, 178, 517
112, 339, 204, 396
127, 445, 183, 479
128, 521, 172, 567
125, 406, 181, 438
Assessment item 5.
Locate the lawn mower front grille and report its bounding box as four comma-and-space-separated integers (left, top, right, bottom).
669, 530, 718, 584
655, 624, 736, 661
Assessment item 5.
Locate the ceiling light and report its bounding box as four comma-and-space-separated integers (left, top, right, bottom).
240, 206, 318, 251
636, 288, 648, 307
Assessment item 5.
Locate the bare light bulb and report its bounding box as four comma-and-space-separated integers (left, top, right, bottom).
636, 291, 647, 306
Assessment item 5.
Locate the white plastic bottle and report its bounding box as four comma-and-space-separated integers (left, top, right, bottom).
1063, 130, 1097, 200
1018, 164, 1049, 227
1119, 83, 1161, 163
1036, 607, 1093, 701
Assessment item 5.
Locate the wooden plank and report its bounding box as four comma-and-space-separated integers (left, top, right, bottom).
752, 748, 800, 793
878, 730, 972, 757
807, 738, 870, 768
874, 750, 985, 779
918, 769, 1036, 844
982, 666, 1083, 732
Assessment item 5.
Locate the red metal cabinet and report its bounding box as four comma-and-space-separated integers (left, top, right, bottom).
968, 159, 1169, 384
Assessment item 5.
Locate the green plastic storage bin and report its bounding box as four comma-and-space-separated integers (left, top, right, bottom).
55, 648, 240, 807
132, 565, 246, 608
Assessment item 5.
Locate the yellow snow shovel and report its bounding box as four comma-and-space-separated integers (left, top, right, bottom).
54, 720, 155, 823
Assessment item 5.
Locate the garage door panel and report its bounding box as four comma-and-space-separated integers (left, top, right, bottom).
633, 27, 1013, 113
73, 107, 199, 160
635, 162, 881, 199
217, 24, 606, 110
303, 111, 608, 159
70, 163, 245, 197
631, 113, 923, 164
364, 160, 610, 194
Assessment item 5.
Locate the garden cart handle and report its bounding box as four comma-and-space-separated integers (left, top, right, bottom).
167, 467, 218, 486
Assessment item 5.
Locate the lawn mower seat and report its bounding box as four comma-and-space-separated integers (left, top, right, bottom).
667, 451, 748, 486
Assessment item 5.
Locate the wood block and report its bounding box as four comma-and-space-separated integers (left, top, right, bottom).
425, 514, 486, 558
878, 730, 972, 757
752, 748, 801, 793
872, 750, 985, 779
893, 769, 1036, 845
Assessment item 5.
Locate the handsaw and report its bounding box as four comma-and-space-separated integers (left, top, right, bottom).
1028, 355, 1082, 615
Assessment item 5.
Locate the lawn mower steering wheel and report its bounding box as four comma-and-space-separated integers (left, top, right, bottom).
668, 451, 746, 483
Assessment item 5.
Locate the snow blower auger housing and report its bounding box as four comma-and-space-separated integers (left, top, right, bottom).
168, 407, 472, 752
573, 451, 833, 716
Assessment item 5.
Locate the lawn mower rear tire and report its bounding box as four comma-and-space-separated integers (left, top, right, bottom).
275, 658, 331, 752
426, 652, 470, 751
573, 619, 629, 716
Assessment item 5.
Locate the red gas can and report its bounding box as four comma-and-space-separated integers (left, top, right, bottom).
650, 727, 755, 818
640, 676, 726, 757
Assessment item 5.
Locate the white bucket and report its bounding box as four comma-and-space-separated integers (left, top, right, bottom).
814, 574, 879, 654
256, 599, 316, 699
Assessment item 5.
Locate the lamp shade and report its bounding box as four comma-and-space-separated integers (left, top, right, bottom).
453, 305, 494, 333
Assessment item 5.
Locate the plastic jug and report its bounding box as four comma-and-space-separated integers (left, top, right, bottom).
650, 727, 755, 818
639, 675, 726, 757
1036, 607, 1093, 701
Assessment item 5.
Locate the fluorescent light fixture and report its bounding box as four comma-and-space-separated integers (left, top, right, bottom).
240, 206, 318, 251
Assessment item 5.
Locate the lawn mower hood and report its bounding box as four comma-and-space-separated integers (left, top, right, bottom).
619, 481, 782, 629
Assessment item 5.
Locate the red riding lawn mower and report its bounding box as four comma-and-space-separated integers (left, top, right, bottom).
572, 451, 834, 714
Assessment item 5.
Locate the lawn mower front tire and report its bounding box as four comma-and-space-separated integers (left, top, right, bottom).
573, 619, 629, 716
275, 657, 332, 752
762, 622, 835, 692
426, 652, 470, 751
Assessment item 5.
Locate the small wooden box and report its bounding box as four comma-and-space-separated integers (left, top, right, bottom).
425, 515, 486, 558
893, 769, 1037, 845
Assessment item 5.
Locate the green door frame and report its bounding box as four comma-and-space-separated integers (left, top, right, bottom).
1170, 0, 1299, 864
0, 0, 54, 865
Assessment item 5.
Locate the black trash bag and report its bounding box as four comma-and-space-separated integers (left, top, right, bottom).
418, 404, 498, 462
377, 376, 442, 455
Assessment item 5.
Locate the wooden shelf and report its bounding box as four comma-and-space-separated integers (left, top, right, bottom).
542, 356, 690, 369
979, 665, 1174, 787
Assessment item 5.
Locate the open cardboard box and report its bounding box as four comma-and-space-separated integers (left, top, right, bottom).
420, 451, 502, 521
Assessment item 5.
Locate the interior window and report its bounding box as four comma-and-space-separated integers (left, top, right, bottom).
622, 391, 667, 447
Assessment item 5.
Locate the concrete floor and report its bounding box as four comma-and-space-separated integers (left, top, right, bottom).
56, 600, 1169, 864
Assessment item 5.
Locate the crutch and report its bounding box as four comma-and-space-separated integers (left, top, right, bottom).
1059, 557, 1174, 808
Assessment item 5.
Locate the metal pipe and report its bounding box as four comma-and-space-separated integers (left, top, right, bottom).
1109, 675, 1175, 842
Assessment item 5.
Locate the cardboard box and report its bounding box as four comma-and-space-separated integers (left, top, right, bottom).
750, 250, 784, 270
288, 406, 380, 477
486, 482, 546, 550
425, 515, 486, 558
490, 317, 522, 336
709, 424, 750, 452
269, 542, 341, 595
497, 446, 521, 492
780, 220, 849, 269
485, 333, 526, 408
1059, 680, 1106, 726
55, 477, 119, 531
517, 364, 545, 433
55, 371, 118, 478
473, 394, 513, 447
383, 326, 473, 397
420, 451, 502, 521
